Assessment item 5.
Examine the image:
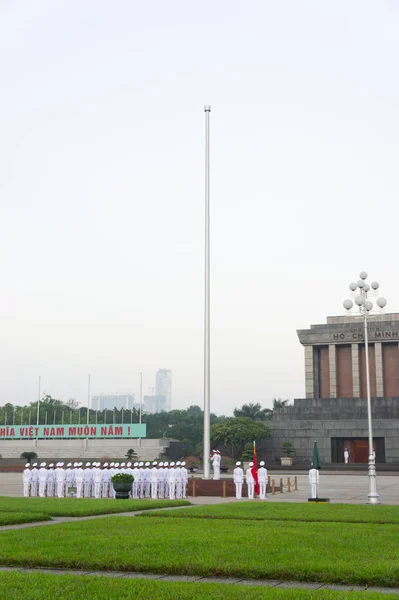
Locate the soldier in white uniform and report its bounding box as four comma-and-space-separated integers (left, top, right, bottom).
258, 461, 268, 500
143, 462, 150, 498
157, 462, 164, 499
84, 462, 92, 498
23, 463, 31, 497
75, 462, 84, 498
181, 462, 188, 499
163, 462, 169, 498
175, 461, 182, 499
233, 461, 244, 499
150, 462, 158, 499
132, 462, 139, 499
30, 463, 39, 497
65, 463, 73, 497
211, 450, 221, 480
38, 462, 48, 497
56, 462, 66, 497
93, 462, 103, 498
101, 463, 110, 498
344, 448, 349, 464
168, 462, 176, 499
47, 464, 55, 497
246, 461, 255, 499
309, 463, 320, 498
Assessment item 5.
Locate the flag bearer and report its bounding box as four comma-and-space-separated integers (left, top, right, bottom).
246, 461, 255, 499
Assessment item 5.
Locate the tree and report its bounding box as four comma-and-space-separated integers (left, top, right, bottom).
125, 448, 137, 460
20, 451, 38, 462
210, 417, 271, 460
273, 398, 291, 409
234, 403, 272, 421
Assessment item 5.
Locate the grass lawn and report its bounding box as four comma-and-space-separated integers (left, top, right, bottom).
0, 497, 189, 517
0, 572, 395, 600
0, 512, 50, 526
0, 517, 399, 587
138, 501, 399, 524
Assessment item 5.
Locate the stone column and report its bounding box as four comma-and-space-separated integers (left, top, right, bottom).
375, 342, 384, 397
351, 343, 360, 398
304, 345, 314, 399
329, 344, 337, 398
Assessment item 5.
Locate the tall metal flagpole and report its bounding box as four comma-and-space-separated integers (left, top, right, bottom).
36, 376, 41, 425
203, 105, 211, 479
87, 374, 91, 425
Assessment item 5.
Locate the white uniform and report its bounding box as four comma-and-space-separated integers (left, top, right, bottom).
181, 466, 188, 498
309, 468, 319, 498
144, 466, 151, 498
65, 467, 74, 496
38, 466, 48, 497
150, 467, 158, 499
258, 467, 268, 500
30, 466, 39, 497
233, 466, 244, 499
93, 466, 103, 498
56, 466, 66, 497
84, 468, 92, 497
132, 466, 139, 498
168, 466, 176, 499
344, 449, 349, 464
211, 453, 221, 480
101, 468, 111, 498
75, 466, 84, 498
47, 468, 55, 497
246, 467, 255, 499
175, 466, 182, 499
23, 467, 31, 497
163, 467, 169, 498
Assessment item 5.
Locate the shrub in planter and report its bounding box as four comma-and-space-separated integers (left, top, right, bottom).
111, 473, 134, 499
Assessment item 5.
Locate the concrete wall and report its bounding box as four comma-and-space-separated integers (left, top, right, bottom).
0, 438, 171, 461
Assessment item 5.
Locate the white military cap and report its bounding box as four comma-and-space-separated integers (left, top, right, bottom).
73, 462, 78, 467
139, 462, 144, 467
79, 462, 83, 466
159, 462, 163, 467
121, 462, 126, 467
163, 462, 169, 467
170, 462, 175, 467
127, 462, 131, 467
103, 462, 108, 467
67, 463, 72, 467
236, 461, 241, 466
33, 463, 37, 467
144, 462, 150, 467
115, 462, 120, 467
110, 462, 115, 467
40, 462, 46, 467
260, 461, 265, 466
25, 463, 30, 468
86, 462, 91, 467
133, 462, 138, 467
49, 463, 54, 467
60, 462, 65, 467
249, 462, 254, 467
152, 461, 157, 466
181, 461, 186, 466
176, 461, 181, 466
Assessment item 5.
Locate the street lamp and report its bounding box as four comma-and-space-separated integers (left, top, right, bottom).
343, 271, 387, 505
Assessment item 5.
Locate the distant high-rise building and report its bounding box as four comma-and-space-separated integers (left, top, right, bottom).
92, 394, 136, 411
143, 394, 168, 414
155, 369, 172, 411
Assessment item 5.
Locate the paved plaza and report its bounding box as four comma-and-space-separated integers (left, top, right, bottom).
2, 471, 399, 504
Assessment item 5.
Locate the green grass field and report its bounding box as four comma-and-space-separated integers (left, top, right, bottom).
0, 572, 395, 600
0, 512, 50, 526
138, 501, 399, 524
0, 497, 189, 517
0, 516, 399, 586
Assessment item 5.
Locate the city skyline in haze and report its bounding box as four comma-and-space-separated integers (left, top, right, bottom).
1, 1, 399, 415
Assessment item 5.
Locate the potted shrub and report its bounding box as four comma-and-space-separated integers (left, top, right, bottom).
111, 473, 134, 499
280, 442, 295, 466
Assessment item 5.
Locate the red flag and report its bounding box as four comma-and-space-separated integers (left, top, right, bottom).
251, 441, 260, 496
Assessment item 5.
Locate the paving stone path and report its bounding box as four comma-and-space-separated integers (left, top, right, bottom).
0, 565, 397, 595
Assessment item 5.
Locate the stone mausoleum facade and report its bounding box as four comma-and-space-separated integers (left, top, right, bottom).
271, 313, 399, 465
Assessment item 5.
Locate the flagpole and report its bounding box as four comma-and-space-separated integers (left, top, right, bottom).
203, 104, 211, 480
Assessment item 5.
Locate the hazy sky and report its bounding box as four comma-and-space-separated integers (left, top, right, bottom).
1, 1, 398, 415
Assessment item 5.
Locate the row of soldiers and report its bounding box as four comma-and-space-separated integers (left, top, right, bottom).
23, 460, 189, 499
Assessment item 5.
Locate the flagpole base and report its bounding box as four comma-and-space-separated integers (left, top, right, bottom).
308, 498, 330, 504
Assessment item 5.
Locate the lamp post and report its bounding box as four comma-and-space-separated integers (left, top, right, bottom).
343, 271, 387, 505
